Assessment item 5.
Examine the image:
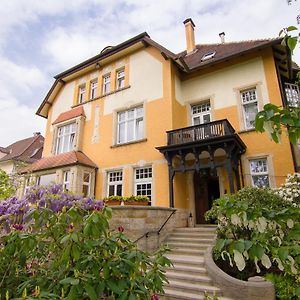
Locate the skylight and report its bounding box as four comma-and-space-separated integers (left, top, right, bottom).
201, 51, 216, 62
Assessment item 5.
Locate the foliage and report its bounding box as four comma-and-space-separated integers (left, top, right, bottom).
265, 273, 300, 300
104, 195, 150, 203
205, 186, 300, 280
255, 103, 300, 144
0, 169, 17, 200
0, 185, 171, 299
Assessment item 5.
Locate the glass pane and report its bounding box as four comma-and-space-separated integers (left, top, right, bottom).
136, 107, 143, 117
244, 102, 258, 128
118, 123, 126, 143
108, 185, 115, 196
193, 117, 201, 125
250, 159, 267, 173
252, 175, 269, 188
82, 185, 89, 197
128, 109, 134, 119
127, 120, 134, 141
203, 114, 211, 123
116, 184, 122, 196
136, 119, 143, 140
38, 173, 56, 186
83, 173, 90, 183
118, 112, 125, 122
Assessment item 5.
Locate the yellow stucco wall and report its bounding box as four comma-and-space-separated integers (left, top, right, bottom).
40, 45, 295, 209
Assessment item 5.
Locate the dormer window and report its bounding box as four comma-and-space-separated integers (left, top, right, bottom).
78, 85, 86, 104
201, 51, 216, 62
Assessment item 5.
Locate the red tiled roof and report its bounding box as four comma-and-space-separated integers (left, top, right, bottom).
176, 38, 282, 71
20, 151, 97, 173
0, 134, 44, 163
52, 106, 85, 125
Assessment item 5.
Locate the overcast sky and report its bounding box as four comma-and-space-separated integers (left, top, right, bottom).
0, 0, 299, 146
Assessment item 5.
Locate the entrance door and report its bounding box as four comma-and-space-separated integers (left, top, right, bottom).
194, 171, 220, 224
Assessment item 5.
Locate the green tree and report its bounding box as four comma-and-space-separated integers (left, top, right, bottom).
0, 169, 16, 200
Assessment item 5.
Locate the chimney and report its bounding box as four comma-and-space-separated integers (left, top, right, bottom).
183, 18, 196, 54
219, 32, 225, 44
33, 132, 41, 137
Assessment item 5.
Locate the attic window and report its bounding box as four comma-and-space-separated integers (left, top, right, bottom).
201, 51, 216, 62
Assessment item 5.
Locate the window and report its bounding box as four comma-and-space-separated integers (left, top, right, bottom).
191, 102, 211, 125
285, 83, 300, 107
135, 167, 152, 201
90, 80, 98, 99
63, 171, 70, 191
107, 171, 123, 196
56, 122, 77, 154
78, 85, 86, 104
102, 74, 111, 95
116, 69, 125, 90
250, 158, 270, 188
37, 173, 56, 186
240, 88, 258, 129
117, 106, 143, 144
82, 172, 91, 197
201, 51, 216, 61
24, 177, 31, 195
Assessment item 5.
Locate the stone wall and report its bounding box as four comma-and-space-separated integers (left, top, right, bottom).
109, 206, 189, 252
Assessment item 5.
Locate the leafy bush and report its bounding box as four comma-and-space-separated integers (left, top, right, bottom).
275, 173, 300, 206
0, 169, 18, 200
205, 187, 300, 276
104, 195, 150, 203
0, 185, 170, 299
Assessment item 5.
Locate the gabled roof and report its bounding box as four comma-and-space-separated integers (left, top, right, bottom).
19, 151, 97, 174
52, 106, 85, 125
0, 134, 44, 164
175, 38, 283, 71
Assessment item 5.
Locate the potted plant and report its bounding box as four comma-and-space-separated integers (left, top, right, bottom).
104, 195, 123, 206
124, 195, 150, 206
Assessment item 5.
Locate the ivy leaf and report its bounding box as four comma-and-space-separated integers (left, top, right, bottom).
287, 36, 298, 52
287, 25, 298, 32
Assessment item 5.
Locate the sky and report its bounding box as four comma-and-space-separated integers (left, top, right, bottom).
0, 0, 299, 146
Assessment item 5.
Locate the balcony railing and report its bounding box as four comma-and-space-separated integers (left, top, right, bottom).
167, 119, 235, 146
285, 83, 300, 108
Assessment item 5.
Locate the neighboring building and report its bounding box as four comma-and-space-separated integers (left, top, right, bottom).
20, 19, 298, 223
0, 133, 44, 196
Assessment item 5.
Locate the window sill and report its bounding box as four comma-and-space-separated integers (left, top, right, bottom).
72, 85, 131, 108
111, 138, 147, 148
238, 128, 256, 134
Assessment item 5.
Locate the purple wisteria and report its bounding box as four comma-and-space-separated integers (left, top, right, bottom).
0, 184, 103, 231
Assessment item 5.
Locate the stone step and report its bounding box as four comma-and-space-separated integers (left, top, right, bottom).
173, 227, 217, 233
165, 241, 210, 250
165, 270, 212, 284
166, 279, 221, 295
162, 287, 206, 300
169, 247, 206, 256
167, 264, 207, 275
169, 232, 216, 238
166, 254, 204, 266
167, 237, 215, 244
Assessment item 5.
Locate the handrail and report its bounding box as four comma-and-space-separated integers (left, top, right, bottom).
133, 210, 176, 244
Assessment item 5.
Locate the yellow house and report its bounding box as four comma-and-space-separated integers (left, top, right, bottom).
21, 19, 298, 224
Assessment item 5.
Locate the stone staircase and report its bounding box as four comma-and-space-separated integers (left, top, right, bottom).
163, 225, 230, 300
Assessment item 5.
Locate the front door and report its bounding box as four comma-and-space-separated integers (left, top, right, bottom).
194, 171, 220, 224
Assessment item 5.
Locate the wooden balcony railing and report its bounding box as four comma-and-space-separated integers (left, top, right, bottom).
167, 119, 235, 146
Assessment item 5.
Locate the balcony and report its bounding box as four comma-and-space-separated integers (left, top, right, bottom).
167, 119, 236, 146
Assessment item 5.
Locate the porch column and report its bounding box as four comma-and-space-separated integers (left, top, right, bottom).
168, 169, 175, 208
225, 159, 235, 193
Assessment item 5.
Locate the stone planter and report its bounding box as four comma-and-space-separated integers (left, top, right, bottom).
204, 245, 275, 300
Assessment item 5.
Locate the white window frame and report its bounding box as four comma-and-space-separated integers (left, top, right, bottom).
107, 170, 123, 196
117, 106, 144, 144
55, 122, 77, 154
191, 102, 211, 125
116, 68, 125, 90
240, 88, 258, 130
37, 173, 56, 186
90, 79, 98, 99
82, 172, 91, 197
285, 83, 300, 107
24, 177, 31, 195
249, 158, 270, 188
63, 170, 71, 191
78, 85, 86, 104
135, 167, 152, 202
102, 74, 111, 95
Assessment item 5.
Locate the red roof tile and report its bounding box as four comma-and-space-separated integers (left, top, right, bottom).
0, 134, 44, 163
20, 151, 97, 173
52, 106, 85, 125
